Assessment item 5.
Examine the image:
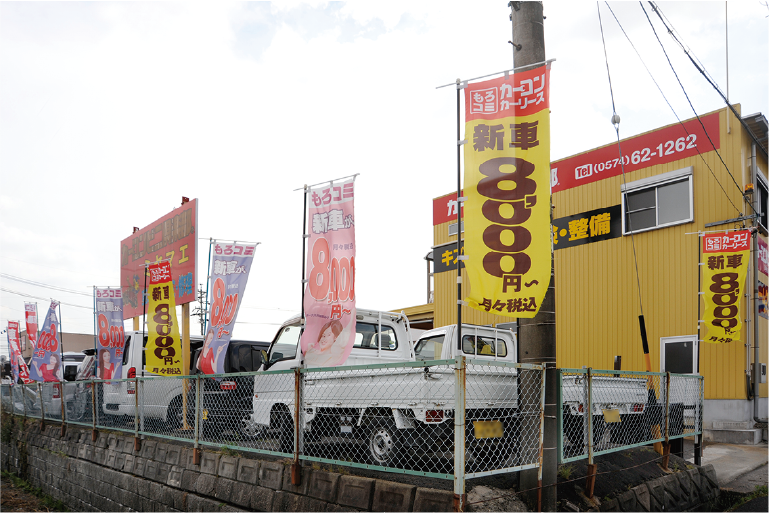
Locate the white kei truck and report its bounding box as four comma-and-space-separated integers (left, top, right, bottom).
252, 312, 523, 468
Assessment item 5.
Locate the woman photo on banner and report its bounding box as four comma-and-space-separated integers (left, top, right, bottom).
196, 327, 225, 375
304, 318, 354, 368
98, 349, 115, 380
32, 352, 62, 382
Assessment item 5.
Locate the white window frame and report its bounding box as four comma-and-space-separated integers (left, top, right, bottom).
660, 335, 699, 375
621, 166, 694, 235
755, 170, 767, 232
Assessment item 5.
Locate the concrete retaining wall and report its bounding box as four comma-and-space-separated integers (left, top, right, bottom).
0, 418, 454, 512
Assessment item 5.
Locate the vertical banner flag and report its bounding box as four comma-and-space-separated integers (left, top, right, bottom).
198, 242, 258, 375
29, 301, 63, 382
463, 64, 552, 317
7, 321, 32, 384
95, 288, 125, 380
300, 178, 357, 367
24, 302, 38, 350
702, 231, 751, 343
145, 262, 184, 375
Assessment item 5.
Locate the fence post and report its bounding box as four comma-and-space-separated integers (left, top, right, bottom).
661, 372, 671, 471
694, 376, 703, 465
453, 356, 466, 512
60, 381, 67, 437
556, 369, 563, 464
134, 376, 141, 452
194, 375, 201, 458
585, 368, 597, 499
292, 368, 302, 486
38, 382, 45, 429
537, 364, 547, 512
91, 379, 98, 442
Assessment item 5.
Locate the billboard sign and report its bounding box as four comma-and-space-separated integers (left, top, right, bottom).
120, 199, 198, 319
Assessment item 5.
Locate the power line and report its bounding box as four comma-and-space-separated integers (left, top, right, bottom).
648, 1, 768, 160
0, 288, 92, 310
596, 2, 645, 317
601, 2, 742, 217
0, 273, 92, 297
640, 1, 754, 217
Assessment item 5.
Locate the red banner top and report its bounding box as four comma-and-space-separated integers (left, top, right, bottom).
703, 230, 751, 253
148, 261, 173, 285
464, 64, 550, 121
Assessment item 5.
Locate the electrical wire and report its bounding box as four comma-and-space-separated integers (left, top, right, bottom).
642, 2, 759, 217
596, 2, 645, 317
0, 288, 91, 310
0, 273, 92, 297
601, 2, 742, 217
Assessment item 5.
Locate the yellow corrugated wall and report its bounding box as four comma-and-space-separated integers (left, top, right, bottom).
432, 106, 768, 401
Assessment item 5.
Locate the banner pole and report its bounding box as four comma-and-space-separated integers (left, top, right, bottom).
93, 288, 98, 376
203, 238, 213, 334
142, 267, 148, 379
301, 185, 308, 324
455, 81, 462, 351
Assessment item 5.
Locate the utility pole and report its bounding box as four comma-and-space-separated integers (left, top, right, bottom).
191, 284, 207, 335
511, 2, 557, 511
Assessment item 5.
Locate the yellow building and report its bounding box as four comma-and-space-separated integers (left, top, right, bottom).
397, 106, 768, 442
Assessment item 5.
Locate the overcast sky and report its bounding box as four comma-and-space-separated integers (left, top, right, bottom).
1, 1, 767, 356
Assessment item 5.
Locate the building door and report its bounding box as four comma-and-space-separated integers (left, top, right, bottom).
660, 335, 698, 374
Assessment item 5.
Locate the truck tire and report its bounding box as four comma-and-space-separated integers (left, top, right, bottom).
563, 412, 605, 455
367, 418, 402, 467
166, 396, 184, 431
609, 414, 645, 445
278, 411, 295, 454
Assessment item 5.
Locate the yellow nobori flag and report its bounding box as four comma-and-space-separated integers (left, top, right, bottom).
145, 261, 184, 375
702, 231, 751, 343
463, 64, 552, 318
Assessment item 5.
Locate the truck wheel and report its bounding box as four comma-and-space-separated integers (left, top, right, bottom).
278, 412, 295, 454
367, 418, 401, 467
166, 396, 183, 431
563, 413, 605, 455
237, 416, 263, 441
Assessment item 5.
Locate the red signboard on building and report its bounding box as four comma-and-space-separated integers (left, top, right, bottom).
551, 112, 720, 193
120, 199, 198, 319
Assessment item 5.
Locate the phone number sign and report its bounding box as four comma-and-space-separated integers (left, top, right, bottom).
551, 112, 719, 193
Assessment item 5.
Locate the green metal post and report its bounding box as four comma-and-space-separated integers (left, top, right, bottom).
453, 356, 466, 512
556, 370, 563, 463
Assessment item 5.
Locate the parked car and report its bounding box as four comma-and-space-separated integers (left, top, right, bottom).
191, 339, 271, 439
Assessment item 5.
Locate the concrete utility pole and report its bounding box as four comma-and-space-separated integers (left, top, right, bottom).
511, 2, 558, 511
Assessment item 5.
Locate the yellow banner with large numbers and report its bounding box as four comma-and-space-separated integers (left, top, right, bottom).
145, 261, 184, 375
463, 64, 551, 318
702, 231, 751, 343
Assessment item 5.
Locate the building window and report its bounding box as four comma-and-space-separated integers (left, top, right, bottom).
448, 220, 464, 236
756, 172, 768, 232
660, 335, 698, 374
621, 166, 693, 234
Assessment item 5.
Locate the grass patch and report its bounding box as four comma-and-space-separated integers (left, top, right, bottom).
557, 464, 574, 480
724, 485, 768, 512
1, 470, 70, 512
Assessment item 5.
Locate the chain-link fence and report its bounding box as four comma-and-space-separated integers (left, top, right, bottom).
2, 366, 702, 471
558, 369, 703, 463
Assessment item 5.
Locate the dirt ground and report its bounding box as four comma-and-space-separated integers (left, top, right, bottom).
0, 473, 59, 512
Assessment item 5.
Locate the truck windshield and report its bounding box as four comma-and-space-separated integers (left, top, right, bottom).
415, 335, 444, 360
268, 325, 301, 364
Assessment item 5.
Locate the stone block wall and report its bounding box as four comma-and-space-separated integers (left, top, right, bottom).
0, 418, 454, 512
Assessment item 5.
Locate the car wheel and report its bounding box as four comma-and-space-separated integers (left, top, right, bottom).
237, 416, 263, 441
